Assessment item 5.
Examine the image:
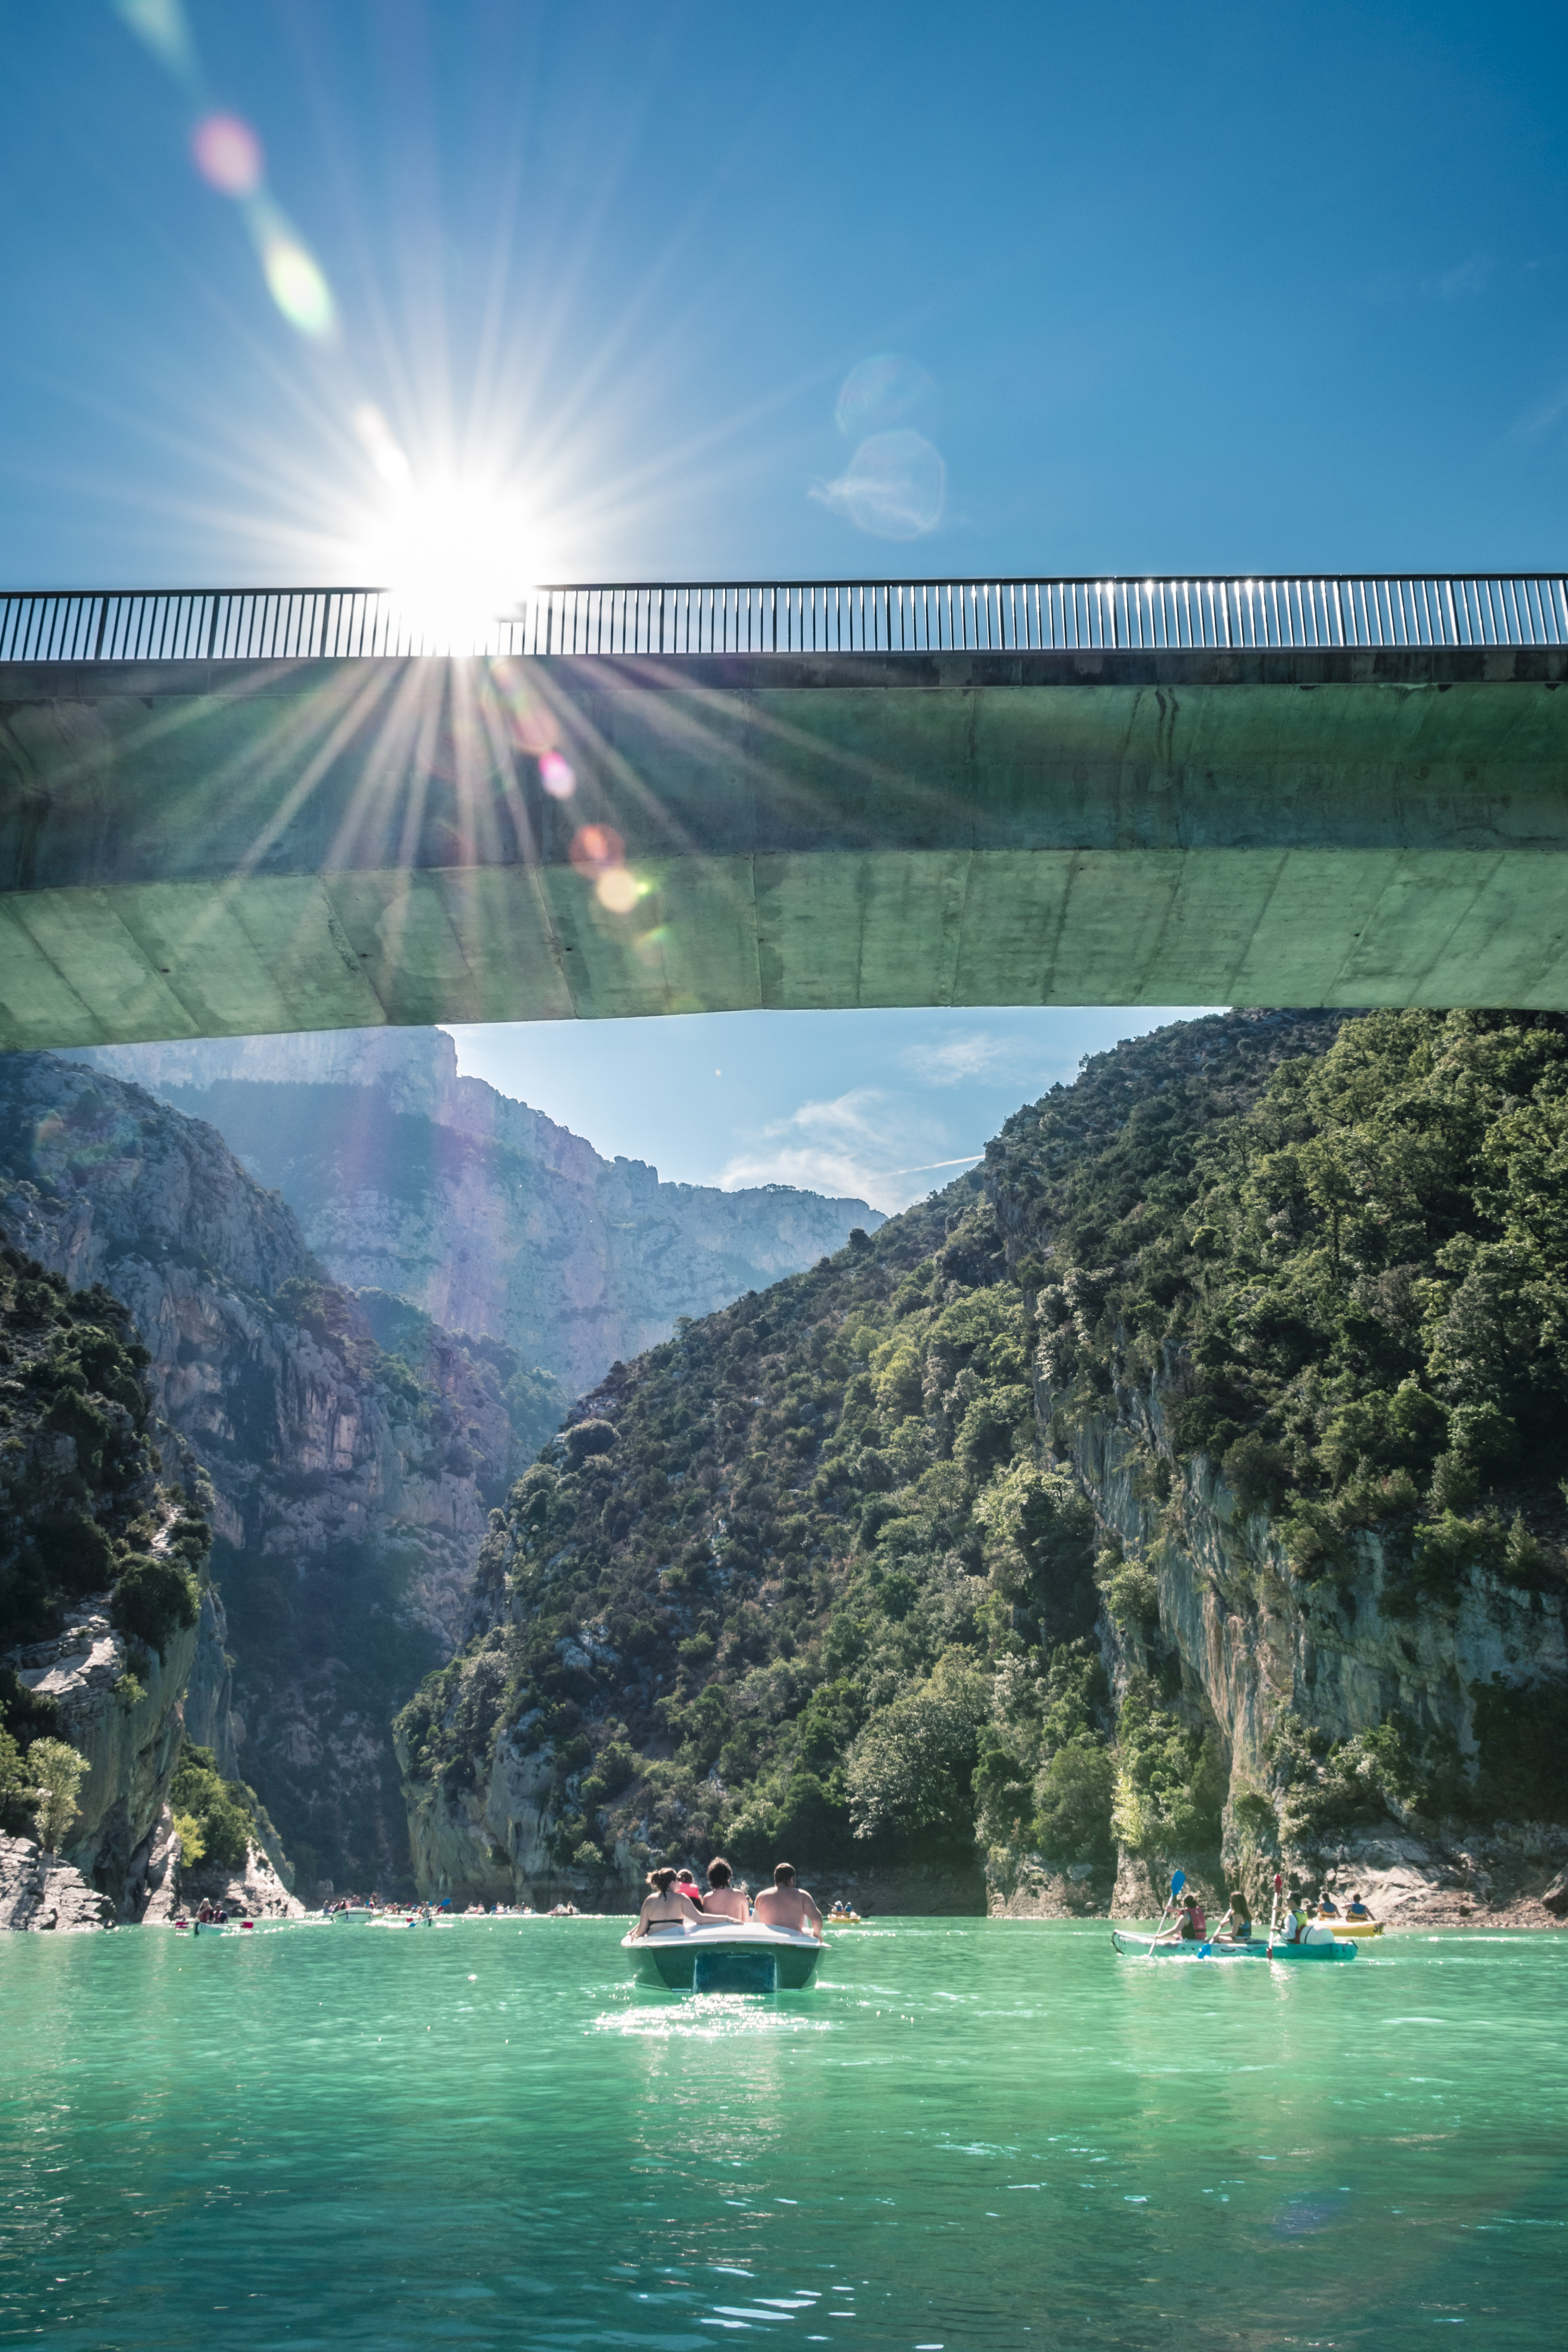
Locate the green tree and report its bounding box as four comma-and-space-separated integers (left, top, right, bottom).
29, 1737, 90, 1853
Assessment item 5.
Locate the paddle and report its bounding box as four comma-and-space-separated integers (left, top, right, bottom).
1267, 1870, 1283, 1956
1149, 1868, 1185, 1951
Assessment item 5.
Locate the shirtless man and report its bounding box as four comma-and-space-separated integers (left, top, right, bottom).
698, 1858, 749, 1923
752, 1862, 823, 1939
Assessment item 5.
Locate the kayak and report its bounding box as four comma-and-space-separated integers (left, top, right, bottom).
622, 1920, 824, 1992
1320, 1918, 1382, 1937
1111, 1929, 1357, 1963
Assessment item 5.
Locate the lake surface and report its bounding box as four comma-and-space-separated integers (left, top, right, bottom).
1, 1916, 1563, 2350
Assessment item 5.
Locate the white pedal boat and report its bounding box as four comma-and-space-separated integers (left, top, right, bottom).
622, 1919, 824, 1991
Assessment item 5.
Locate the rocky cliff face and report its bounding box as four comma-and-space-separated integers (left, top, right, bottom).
78, 1027, 883, 1400
0, 1052, 532, 1895
1022, 1391, 1568, 1923
0, 1229, 219, 1917
397, 1010, 1568, 1928
984, 1009, 1568, 1925
10, 1604, 201, 1901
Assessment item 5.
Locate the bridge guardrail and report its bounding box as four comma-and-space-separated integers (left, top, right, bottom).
3, 574, 1567, 663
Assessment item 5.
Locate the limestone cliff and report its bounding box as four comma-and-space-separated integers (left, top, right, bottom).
0, 1234, 222, 1918
398, 1009, 1568, 1927
77, 1026, 883, 1399
984, 1009, 1568, 1925
0, 1053, 532, 1895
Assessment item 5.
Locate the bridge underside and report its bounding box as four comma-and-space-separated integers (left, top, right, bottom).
3, 645, 1567, 1048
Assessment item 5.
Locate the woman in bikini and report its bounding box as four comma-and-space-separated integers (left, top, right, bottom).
629, 1868, 704, 1939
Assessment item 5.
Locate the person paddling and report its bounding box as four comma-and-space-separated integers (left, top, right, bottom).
1215, 1891, 1252, 1942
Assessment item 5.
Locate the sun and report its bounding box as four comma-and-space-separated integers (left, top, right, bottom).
359, 474, 543, 651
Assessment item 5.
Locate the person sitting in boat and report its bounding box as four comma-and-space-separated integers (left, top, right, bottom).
1343, 1892, 1376, 1921
753, 1862, 823, 1939
674, 1868, 704, 1908
1315, 1889, 1340, 1917
1215, 1892, 1252, 1941
1279, 1892, 1303, 1943
1155, 1894, 1206, 1941
629, 1868, 704, 1939
699, 1858, 749, 1923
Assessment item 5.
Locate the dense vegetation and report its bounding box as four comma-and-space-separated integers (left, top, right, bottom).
169, 1740, 281, 1880
401, 1010, 1568, 1902
0, 1243, 208, 1656
992, 1007, 1568, 1824
398, 1183, 1090, 1892
398, 1175, 1146, 1896
0, 1239, 212, 1845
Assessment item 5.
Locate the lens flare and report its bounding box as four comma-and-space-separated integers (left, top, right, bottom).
352, 403, 411, 488
570, 824, 624, 877
32, 1100, 144, 1188
262, 233, 337, 340
538, 751, 575, 799
819, 429, 945, 540
595, 867, 641, 913
835, 353, 938, 439
191, 112, 263, 196
115, 0, 199, 88
364, 479, 534, 649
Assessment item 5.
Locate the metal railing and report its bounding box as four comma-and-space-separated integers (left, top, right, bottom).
3, 575, 1567, 663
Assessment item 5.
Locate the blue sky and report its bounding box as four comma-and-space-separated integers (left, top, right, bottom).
444, 1007, 1217, 1216
5, 2, 1564, 1193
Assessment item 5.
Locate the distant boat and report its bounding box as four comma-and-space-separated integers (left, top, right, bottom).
622, 1920, 824, 1992
1111, 1929, 1357, 1963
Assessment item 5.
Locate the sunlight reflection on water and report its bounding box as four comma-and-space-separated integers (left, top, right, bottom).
1, 1918, 1564, 2349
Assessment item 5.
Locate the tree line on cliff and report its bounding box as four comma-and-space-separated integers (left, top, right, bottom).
397, 1009, 1568, 1903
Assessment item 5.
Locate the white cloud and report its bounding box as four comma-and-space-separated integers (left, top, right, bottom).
717, 1087, 977, 1215
897, 1030, 1028, 1087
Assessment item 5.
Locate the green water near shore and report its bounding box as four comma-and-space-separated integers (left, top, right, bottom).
2, 1917, 1563, 2350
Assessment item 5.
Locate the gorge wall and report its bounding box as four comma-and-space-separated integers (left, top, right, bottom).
0, 1233, 259, 1925
0, 1052, 529, 1895
395, 1011, 1568, 1926
77, 1027, 883, 1401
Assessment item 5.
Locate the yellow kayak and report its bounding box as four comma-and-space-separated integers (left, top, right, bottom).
1320, 1917, 1382, 1937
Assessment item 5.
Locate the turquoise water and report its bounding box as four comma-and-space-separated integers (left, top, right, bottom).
2, 1918, 1563, 2350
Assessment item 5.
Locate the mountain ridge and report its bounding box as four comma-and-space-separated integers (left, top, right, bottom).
72, 1028, 885, 1398
395, 1009, 1568, 1926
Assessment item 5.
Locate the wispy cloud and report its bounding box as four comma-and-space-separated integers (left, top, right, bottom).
1514, 379, 1568, 443
897, 1029, 1036, 1088
1365, 253, 1501, 305
718, 1087, 973, 1215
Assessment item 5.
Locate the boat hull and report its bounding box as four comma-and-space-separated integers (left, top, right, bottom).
622, 1924, 824, 1991
1111, 1929, 1357, 1962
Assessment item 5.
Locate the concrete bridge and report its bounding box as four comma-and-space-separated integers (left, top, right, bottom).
3, 573, 1568, 1049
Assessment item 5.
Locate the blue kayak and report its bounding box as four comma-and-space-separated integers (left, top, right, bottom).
1111, 1929, 1357, 1963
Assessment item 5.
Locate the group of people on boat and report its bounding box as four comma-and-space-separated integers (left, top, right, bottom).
171, 1904, 253, 1932
1158, 1884, 1378, 1944
629, 1860, 824, 1939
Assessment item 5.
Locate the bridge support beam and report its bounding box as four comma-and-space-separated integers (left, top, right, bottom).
3, 645, 1567, 1047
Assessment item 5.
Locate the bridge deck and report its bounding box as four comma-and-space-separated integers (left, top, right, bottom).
4, 594, 1568, 1046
